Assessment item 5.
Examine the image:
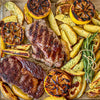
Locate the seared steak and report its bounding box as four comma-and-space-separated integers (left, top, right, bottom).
25, 20, 65, 68
0, 56, 46, 98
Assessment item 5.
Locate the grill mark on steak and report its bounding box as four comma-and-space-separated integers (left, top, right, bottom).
29, 23, 34, 36
38, 26, 44, 43
25, 19, 65, 68
0, 56, 46, 98
43, 27, 49, 46
32, 21, 39, 43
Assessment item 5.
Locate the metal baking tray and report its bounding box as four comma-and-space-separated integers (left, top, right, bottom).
0, 0, 100, 100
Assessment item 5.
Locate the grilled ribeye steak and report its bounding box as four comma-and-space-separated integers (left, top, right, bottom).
26, 20, 65, 68
0, 56, 46, 98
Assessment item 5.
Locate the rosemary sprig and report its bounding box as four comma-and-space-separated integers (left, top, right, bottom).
82, 32, 98, 83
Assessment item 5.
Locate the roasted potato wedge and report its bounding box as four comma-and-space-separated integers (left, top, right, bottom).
2, 49, 30, 58
24, 4, 33, 24
55, 14, 75, 27
89, 71, 100, 89
61, 53, 81, 70
11, 44, 31, 50
72, 60, 84, 72
95, 60, 100, 73
5, 1, 24, 25
86, 87, 100, 98
48, 10, 61, 36
67, 76, 82, 99
84, 24, 100, 33
0, 35, 5, 58
73, 26, 91, 38
44, 96, 66, 100
56, 0, 74, 6
61, 30, 72, 51
61, 39, 70, 61
70, 38, 84, 58
2, 15, 17, 23
96, 50, 100, 62
12, 85, 32, 100
56, 4, 71, 15
92, 18, 100, 26
60, 24, 77, 45
77, 75, 86, 98
95, 10, 100, 20
93, 34, 100, 53
62, 67, 85, 76
0, 81, 18, 100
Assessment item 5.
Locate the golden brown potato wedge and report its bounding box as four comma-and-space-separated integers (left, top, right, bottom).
84, 24, 100, 33
11, 44, 31, 50
0, 81, 18, 100
2, 49, 30, 58
5, 1, 24, 25
60, 24, 77, 45
44, 96, 66, 100
0, 35, 5, 58
93, 34, 100, 53
12, 85, 32, 100
48, 10, 61, 36
95, 61, 100, 73
61, 30, 72, 51
77, 75, 86, 98
24, 4, 33, 24
67, 76, 82, 99
95, 10, 100, 20
72, 60, 84, 72
96, 50, 100, 62
56, 4, 71, 15
56, 0, 74, 6
62, 67, 85, 76
61, 39, 70, 61
92, 18, 100, 26
86, 87, 100, 98
55, 14, 75, 27
70, 38, 84, 58
2, 15, 17, 23
61, 53, 81, 70
73, 26, 91, 38
89, 71, 100, 89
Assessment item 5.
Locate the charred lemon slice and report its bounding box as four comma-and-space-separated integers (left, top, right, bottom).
44, 69, 71, 97
1, 22, 24, 45
27, 0, 51, 19
70, 0, 95, 24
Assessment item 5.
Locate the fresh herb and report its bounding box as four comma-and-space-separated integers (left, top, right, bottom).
82, 32, 98, 83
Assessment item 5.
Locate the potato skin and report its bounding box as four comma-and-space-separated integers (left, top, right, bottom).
55, 14, 75, 27
12, 85, 32, 100
48, 10, 61, 36
73, 26, 91, 38
67, 76, 82, 99
0, 81, 18, 100
77, 75, 86, 98
61, 53, 82, 70
92, 18, 100, 26
2, 15, 17, 23
5, 1, 24, 25
84, 24, 100, 33
61, 30, 72, 51
70, 38, 84, 58
60, 24, 77, 45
